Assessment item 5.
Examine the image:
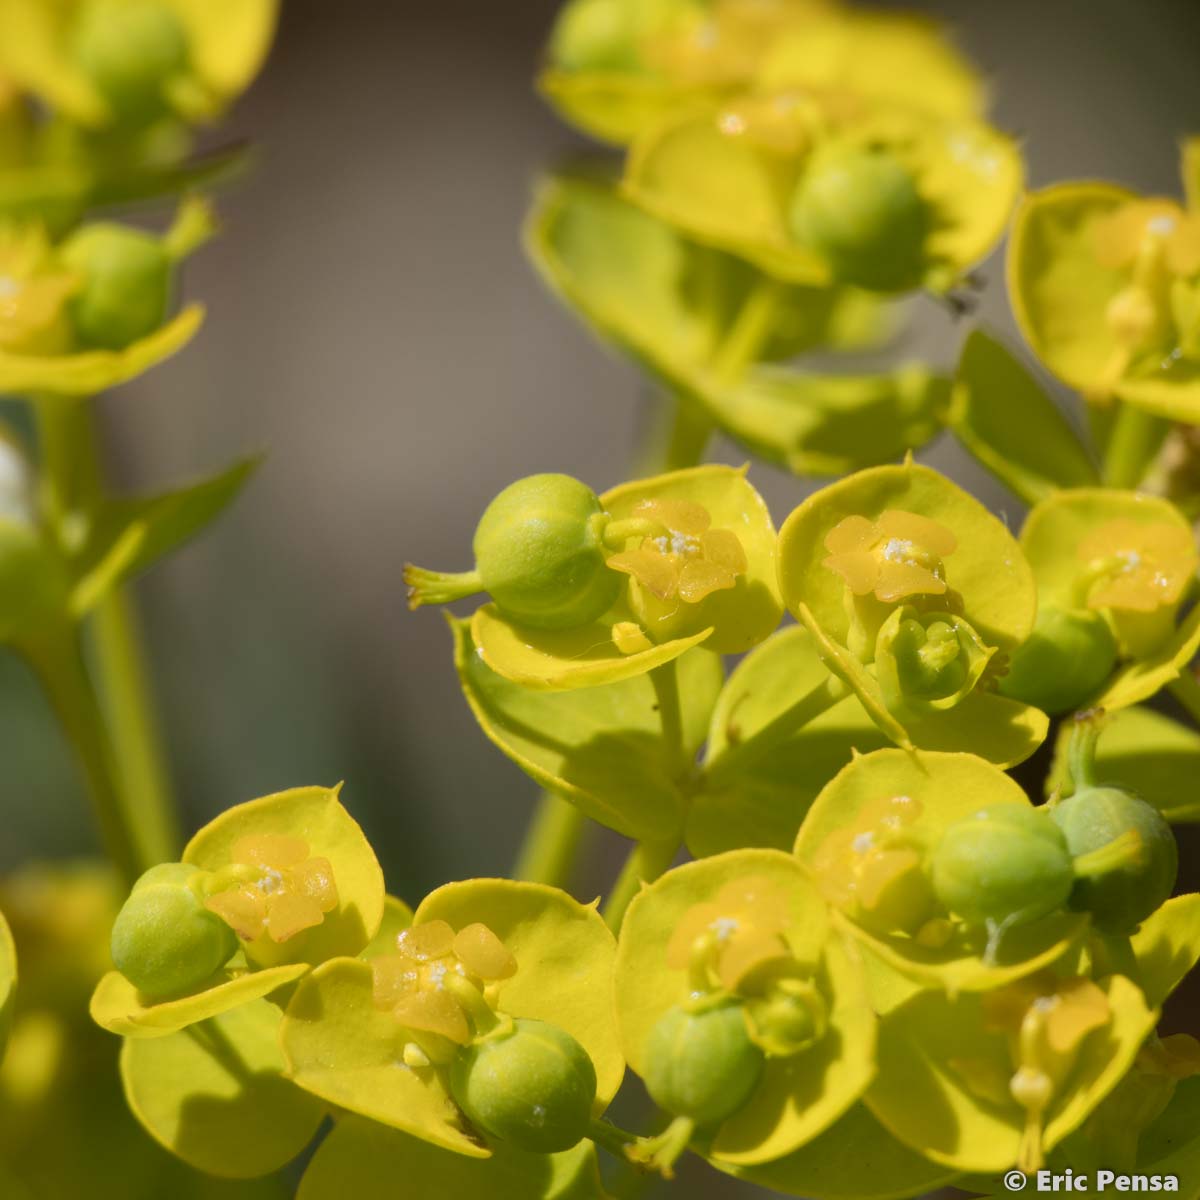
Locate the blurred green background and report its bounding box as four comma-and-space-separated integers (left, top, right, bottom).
2, 1, 1199, 1194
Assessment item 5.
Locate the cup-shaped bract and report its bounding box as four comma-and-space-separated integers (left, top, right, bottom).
777, 461, 1045, 765
615, 849, 875, 1166
0, 0, 279, 130
280, 879, 623, 1159
184, 783, 384, 969
1009, 146, 1200, 417
867, 971, 1157, 1173
90, 783, 383, 1038
541, 0, 983, 147
1017, 489, 1200, 710
0, 201, 212, 398
625, 99, 1020, 296
469, 464, 781, 690
795, 750, 1089, 992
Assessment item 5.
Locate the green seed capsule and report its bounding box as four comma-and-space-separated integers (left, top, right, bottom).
110, 863, 238, 999
931, 805, 1074, 928
448, 1017, 597, 1153
788, 146, 928, 292
472, 473, 621, 629
59, 224, 173, 350
998, 607, 1119, 715
642, 1001, 765, 1127
70, 0, 190, 126
1051, 787, 1178, 933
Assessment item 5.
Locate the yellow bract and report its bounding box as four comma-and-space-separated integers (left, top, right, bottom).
204, 834, 339, 945
1094, 200, 1200, 278
822, 510, 957, 603
1077, 518, 1197, 614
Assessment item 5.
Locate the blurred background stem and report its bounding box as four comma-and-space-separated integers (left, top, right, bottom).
33, 397, 179, 875
513, 791, 586, 887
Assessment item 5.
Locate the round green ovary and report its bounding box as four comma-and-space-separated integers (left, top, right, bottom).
1052, 787, 1178, 933
998, 607, 1118, 715
642, 1001, 765, 1127
448, 1017, 597, 1153
931, 805, 1074, 927
59, 224, 173, 350
473, 474, 621, 630
789, 147, 928, 293
70, 0, 190, 124
110, 863, 238, 999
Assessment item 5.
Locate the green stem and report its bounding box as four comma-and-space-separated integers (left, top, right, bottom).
90, 589, 179, 863
650, 659, 687, 779
713, 275, 785, 386
1102, 401, 1167, 489
21, 628, 143, 885
638, 392, 714, 476
703, 674, 849, 789
602, 838, 679, 932
1168, 670, 1200, 728
34, 395, 178, 872
1066, 713, 1103, 791
512, 792, 587, 887
587, 1118, 641, 1160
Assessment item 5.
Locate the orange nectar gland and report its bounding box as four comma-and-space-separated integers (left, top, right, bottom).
371, 920, 517, 1067
203, 834, 338, 945
812, 794, 945, 943
1076, 519, 1197, 614
823, 510, 958, 605
951, 975, 1111, 1173
606, 497, 748, 608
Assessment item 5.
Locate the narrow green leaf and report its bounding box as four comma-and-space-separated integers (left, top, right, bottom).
950, 330, 1098, 503
73, 456, 261, 615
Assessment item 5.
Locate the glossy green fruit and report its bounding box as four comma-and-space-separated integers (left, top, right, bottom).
642, 1001, 765, 1127
788, 146, 928, 292
930, 805, 1074, 928
59, 223, 173, 350
998, 607, 1119, 715
70, 0, 190, 125
448, 1017, 597, 1152
473, 473, 620, 630
110, 863, 238, 999
1051, 787, 1178, 933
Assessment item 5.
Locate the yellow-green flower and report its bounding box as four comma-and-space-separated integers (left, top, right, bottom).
615, 849, 875, 1171
540, 0, 984, 146
1014, 489, 1200, 711
1010, 139, 1200, 418
624, 100, 1021, 295
0, 197, 213, 398
867, 968, 1156, 1174
90, 784, 384, 1037
777, 461, 1046, 765
795, 749, 1088, 993
280, 879, 624, 1158
0, 0, 279, 130
432, 464, 781, 691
